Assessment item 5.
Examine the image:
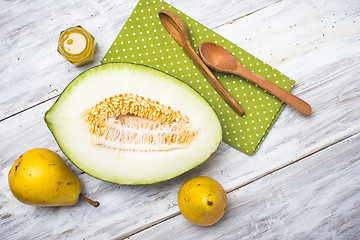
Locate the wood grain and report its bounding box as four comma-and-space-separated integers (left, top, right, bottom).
0, 0, 359, 239
129, 133, 360, 239
0, 0, 279, 121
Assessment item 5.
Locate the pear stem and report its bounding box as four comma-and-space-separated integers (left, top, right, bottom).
80, 194, 100, 207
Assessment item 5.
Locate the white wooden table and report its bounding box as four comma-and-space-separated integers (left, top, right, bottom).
1, 0, 360, 239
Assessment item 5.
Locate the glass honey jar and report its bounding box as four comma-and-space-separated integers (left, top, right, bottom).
57, 26, 96, 66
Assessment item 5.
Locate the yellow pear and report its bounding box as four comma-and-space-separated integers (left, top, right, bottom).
178, 176, 227, 226
8, 148, 99, 207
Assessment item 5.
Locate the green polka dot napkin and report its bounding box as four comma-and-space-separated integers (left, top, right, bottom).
101, 0, 295, 155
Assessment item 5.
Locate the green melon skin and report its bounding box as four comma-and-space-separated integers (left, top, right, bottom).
45, 63, 222, 185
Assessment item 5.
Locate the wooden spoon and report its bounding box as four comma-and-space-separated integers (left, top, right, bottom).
199, 41, 312, 116
158, 10, 245, 116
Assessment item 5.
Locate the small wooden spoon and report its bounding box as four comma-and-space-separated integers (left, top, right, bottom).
199, 41, 312, 116
158, 10, 244, 116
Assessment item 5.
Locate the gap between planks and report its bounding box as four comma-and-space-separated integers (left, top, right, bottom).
212, 0, 283, 30
0, 95, 59, 123
122, 128, 360, 240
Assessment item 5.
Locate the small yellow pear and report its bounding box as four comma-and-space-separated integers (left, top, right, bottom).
8, 148, 99, 207
178, 176, 227, 226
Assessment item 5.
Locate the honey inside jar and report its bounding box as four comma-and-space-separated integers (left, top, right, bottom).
58, 26, 96, 66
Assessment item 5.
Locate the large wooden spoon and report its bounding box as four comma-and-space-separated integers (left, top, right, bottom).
158, 10, 245, 116
199, 41, 312, 116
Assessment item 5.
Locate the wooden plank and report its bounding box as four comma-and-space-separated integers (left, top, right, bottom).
0, 0, 279, 120
214, 0, 360, 86
1, 0, 359, 239
128, 134, 360, 239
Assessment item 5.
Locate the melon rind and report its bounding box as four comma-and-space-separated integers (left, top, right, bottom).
45, 63, 222, 184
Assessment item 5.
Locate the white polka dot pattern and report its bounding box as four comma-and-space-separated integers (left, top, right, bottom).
102, 0, 295, 155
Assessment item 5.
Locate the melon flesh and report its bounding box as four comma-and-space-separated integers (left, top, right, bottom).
45, 63, 222, 184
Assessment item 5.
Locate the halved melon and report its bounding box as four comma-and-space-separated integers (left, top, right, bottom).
45, 63, 222, 184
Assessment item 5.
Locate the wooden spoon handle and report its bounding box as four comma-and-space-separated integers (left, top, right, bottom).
237, 65, 312, 115
183, 43, 245, 116
159, 10, 244, 116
